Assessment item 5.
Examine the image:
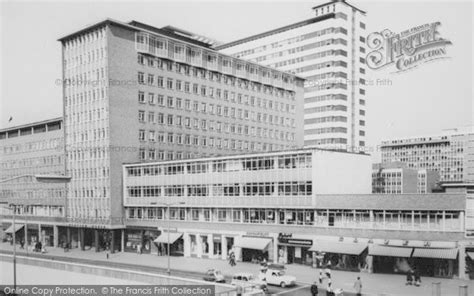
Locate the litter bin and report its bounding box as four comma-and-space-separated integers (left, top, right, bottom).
459, 284, 468, 296
432, 282, 440, 296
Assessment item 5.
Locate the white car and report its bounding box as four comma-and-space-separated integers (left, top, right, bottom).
265, 269, 296, 288
231, 273, 267, 291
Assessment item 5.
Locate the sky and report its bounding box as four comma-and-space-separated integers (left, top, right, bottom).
1, 0, 473, 159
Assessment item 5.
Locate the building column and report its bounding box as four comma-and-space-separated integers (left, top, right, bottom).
197, 235, 203, 258
121, 229, 125, 252
66, 227, 71, 246
24, 223, 28, 246
459, 243, 467, 279
221, 236, 228, 260
38, 224, 42, 244
183, 233, 191, 257
369, 210, 374, 228
94, 230, 100, 252
53, 225, 59, 248
110, 230, 115, 254
79, 228, 85, 251
208, 235, 214, 258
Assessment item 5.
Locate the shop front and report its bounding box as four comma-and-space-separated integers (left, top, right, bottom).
411, 248, 458, 278
309, 240, 367, 271
154, 231, 184, 256
369, 244, 413, 274
277, 233, 313, 265
124, 229, 144, 253
235, 235, 273, 263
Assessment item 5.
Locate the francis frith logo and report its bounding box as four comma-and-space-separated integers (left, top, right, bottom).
366, 22, 452, 73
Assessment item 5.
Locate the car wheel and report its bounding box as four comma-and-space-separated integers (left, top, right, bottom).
280, 282, 286, 288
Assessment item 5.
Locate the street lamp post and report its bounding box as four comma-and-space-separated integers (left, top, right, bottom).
159, 202, 185, 276
0, 174, 71, 290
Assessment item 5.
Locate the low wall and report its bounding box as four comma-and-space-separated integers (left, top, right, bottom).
0, 255, 236, 295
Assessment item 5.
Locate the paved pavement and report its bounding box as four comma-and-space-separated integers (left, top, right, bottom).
1, 242, 472, 295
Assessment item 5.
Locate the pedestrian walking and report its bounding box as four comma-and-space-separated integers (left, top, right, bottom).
106, 247, 110, 259
310, 281, 319, 296
319, 269, 323, 284
20, 240, 25, 249
406, 270, 413, 285
136, 243, 142, 255
353, 276, 362, 296
326, 281, 334, 296
324, 267, 332, 279
414, 269, 421, 287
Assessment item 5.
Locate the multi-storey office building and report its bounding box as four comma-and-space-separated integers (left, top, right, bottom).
0, 118, 67, 248
217, 0, 367, 151
122, 148, 473, 279
58, 19, 304, 250
380, 129, 474, 183
372, 162, 439, 194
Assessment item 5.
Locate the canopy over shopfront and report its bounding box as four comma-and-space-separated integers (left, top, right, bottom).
309, 241, 367, 255
154, 232, 183, 244
369, 244, 413, 257
5, 224, 24, 234
236, 237, 272, 250
467, 252, 474, 260
412, 248, 458, 260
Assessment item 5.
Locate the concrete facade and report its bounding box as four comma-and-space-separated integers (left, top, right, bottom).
217, 0, 368, 151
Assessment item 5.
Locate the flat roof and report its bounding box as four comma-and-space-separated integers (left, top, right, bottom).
0, 117, 63, 133
58, 18, 305, 81
312, 0, 366, 15
123, 147, 370, 167
215, 14, 335, 50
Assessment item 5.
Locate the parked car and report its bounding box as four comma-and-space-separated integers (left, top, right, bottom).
231, 273, 267, 291
264, 269, 296, 288
203, 269, 225, 283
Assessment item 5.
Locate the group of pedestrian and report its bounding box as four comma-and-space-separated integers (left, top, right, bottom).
310, 268, 362, 296
406, 269, 421, 286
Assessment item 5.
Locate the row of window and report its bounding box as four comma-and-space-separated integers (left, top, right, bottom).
126, 207, 460, 231
138, 110, 295, 132
233, 25, 348, 58
127, 153, 312, 176
138, 87, 295, 114
137, 54, 297, 93
126, 182, 313, 197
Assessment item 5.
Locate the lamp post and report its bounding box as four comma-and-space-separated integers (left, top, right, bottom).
0, 174, 71, 290
159, 202, 185, 276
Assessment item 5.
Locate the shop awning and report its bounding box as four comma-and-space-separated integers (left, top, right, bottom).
309, 241, 367, 255
369, 245, 413, 258
154, 232, 182, 244
467, 252, 474, 260
412, 248, 458, 260
5, 224, 24, 234
236, 237, 272, 251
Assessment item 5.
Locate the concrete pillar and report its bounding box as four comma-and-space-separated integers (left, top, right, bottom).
121, 229, 125, 252
459, 244, 467, 279
24, 223, 28, 246
94, 230, 100, 252
369, 210, 374, 228
53, 225, 59, 248
38, 224, 42, 244
221, 236, 228, 260
183, 233, 191, 257
197, 234, 203, 258
79, 228, 85, 251
110, 230, 115, 254
66, 227, 71, 246
208, 235, 214, 258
